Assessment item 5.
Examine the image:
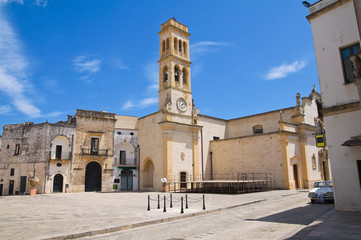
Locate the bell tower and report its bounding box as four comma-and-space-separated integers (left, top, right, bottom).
158, 18, 192, 117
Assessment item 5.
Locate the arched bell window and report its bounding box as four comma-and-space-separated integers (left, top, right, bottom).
163, 66, 168, 83
166, 38, 169, 50
174, 66, 180, 82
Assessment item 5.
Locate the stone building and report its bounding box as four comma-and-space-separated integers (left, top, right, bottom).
113, 115, 139, 191
0, 118, 75, 195
71, 109, 115, 192
306, 0, 361, 211
0, 18, 330, 195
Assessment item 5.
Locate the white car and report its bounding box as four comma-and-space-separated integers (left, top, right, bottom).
308, 181, 334, 203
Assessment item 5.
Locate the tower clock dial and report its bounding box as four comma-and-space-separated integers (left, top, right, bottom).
176, 98, 187, 112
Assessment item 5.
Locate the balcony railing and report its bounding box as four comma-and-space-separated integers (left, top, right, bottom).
81, 148, 108, 157
49, 151, 71, 160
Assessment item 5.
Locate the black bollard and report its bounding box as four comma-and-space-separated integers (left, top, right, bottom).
163, 196, 166, 212
147, 195, 150, 211
170, 194, 173, 208
157, 194, 160, 209
203, 194, 206, 210
185, 194, 188, 209
181, 197, 184, 214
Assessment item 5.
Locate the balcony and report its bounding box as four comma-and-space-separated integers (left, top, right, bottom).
49, 151, 71, 160
81, 148, 109, 157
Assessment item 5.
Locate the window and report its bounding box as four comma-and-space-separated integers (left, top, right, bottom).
253, 125, 263, 134
56, 145, 62, 159
120, 150, 126, 165
166, 38, 169, 50
178, 40, 182, 52
14, 144, 20, 155
213, 136, 220, 140
162, 40, 165, 52
163, 66, 168, 82
341, 43, 361, 83
91, 138, 99, 155
10, 168, 15, 176
174, 67, 179, 82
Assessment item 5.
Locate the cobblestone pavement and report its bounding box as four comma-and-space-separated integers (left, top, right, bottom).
0, 190, 360, 240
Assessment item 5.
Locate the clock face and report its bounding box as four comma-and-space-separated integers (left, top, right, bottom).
176, 98, 187, 111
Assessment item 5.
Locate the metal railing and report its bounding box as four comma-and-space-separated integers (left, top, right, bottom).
81, 148, 108, 157
48, 151, 71, 160
166, 173, 274, 194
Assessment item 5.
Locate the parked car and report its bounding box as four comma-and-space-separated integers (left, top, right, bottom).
308, 181, 334, 203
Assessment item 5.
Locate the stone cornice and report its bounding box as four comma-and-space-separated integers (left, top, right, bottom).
306, 0, 352, 22
321, 101, 361, 116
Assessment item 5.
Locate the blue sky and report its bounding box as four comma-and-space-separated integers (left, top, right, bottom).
0, 0, 318, 134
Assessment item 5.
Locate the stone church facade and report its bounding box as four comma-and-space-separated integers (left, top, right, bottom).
0, 19, 330, 195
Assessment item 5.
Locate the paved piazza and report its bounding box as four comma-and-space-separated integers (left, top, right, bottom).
0, 190, 360, 240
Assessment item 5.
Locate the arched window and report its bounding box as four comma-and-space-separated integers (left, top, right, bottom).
166, 38, 169, 50
174, 66, 180, 82
183, 42, 187, 56
178, 40, 182, 52
163, 66, 168, 82
182, 68, 188, 85
162, 40, 165, 52
253, 125, 263, 134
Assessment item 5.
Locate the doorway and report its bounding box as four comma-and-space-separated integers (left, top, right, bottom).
180, 172, 187, 189
85, 162, 102, 191
293, 165, 299, 189
120, 169, 133, 190
53, 174, 63, 193
20, 176, 27, 194
9, 180, 14, 195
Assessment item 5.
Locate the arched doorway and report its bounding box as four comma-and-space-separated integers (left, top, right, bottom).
53, 174, 63, 193
142, 158, 154, 188
120, 169, 133, 190
85, 162, 102, 192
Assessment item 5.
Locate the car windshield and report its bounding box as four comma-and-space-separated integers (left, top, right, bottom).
314, 181, 332, 188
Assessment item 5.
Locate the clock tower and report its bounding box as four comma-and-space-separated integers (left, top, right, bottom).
157, 18, 201, 187
158, 18, 194, 119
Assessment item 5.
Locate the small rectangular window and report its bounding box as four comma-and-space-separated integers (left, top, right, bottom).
10, 168, 15, 176
341, 43, 361, 83
14, 144, 20, 155
56, 145, 62, 159
213, 136, 220, 140
120, 150, 126, 165
91, 138, 99, 155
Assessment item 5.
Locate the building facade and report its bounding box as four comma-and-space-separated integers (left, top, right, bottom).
307, 0, 361, 211
0, 18, 330, 195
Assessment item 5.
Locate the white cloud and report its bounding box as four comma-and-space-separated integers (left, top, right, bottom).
264, 61, 306, 80
73, 55, 101, 82
190, 41, 230, 60
0, 0, 24, 4
0, 105, 11, 114
112, 58, 129, 70
34, 0, 47, 7
122, 97, 158, 110
0, 7, 57, 118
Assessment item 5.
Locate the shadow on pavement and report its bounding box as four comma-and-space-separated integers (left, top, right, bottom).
245, 202, 334, 225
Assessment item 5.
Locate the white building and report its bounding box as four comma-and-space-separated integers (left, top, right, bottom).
307, 0, 361, 211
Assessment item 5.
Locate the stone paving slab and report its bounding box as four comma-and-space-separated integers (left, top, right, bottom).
1, 190, 360, 240
0, 190, 294, 240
